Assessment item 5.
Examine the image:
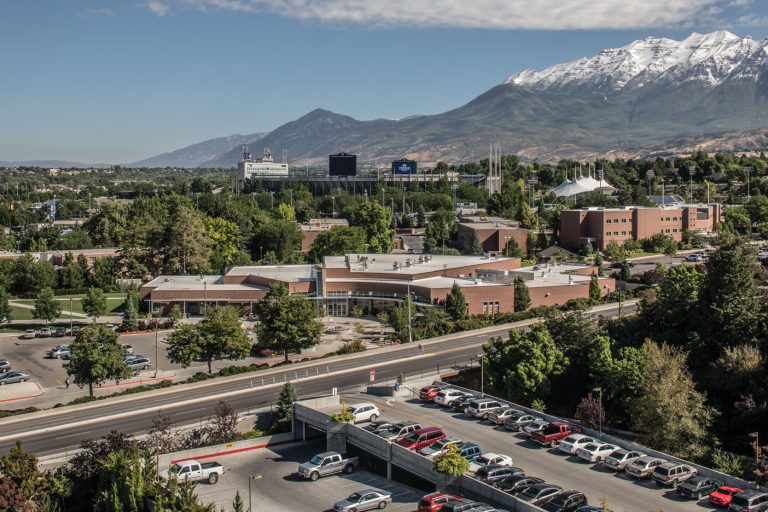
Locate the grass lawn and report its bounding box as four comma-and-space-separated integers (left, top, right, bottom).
9, 305, 78, 321
11, 297, 124, 315
626, 251, 662, 259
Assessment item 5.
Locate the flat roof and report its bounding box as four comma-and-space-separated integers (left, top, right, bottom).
226, 265, 315, 282
511, 264, 609, 288
459, 221, 523, 230
326, 276, 506, 290
142, 274, 269, 292
324, 254, 517, 275
566, 204, 715, 213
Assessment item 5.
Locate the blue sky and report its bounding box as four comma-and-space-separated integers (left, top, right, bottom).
2, 0, 768, 163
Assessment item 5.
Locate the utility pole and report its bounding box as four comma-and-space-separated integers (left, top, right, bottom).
407, 281, 413, 344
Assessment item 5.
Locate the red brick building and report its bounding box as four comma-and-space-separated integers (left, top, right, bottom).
456, 216, 529, 255
560, 204, 721, 251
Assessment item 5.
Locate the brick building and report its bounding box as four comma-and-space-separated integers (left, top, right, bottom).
560, 204, 721, 251
300, 218, 350, 252
140, 254, 613, 317
456, 216, 529, 255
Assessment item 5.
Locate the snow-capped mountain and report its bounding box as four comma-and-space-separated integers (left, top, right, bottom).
507, 31, 768, 92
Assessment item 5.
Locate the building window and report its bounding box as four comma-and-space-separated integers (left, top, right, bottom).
606, 231, 611, 237
483, 301, 500, 315
614, 231, 619, 236
672, 228, 678, 233
621, 218, 627, 223
621, 231, 626, 235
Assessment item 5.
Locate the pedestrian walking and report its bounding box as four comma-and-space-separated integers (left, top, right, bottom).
64, 377, 70, 389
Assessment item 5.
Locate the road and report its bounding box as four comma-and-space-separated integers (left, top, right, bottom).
0, 302, 635, 457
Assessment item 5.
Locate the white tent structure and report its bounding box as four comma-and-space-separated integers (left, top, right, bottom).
552, 167, 615, 198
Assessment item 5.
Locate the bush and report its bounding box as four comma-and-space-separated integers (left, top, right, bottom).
217, 364, 269, 376
0, 407, 39, 419
710, 448, 751, 480
530, 399, 547, 412
53, 288, 90, 296
331, 402, 355, 423
187, 372, 211, 383
336, 339, 367, 355
237, 429, 266, 440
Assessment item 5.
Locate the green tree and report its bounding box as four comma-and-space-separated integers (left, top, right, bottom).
504, 237, 522, 257
518, 201, 539, 229
642, 264, 701, 344
630, 340, 715, 459
205, 217, 243, 272
444, 282, 468, 321
232, 491, 245, 512
84, 201, 129, 247
122, 287, 140, 331
588, 272, 601, 302
484, 323, 568, 402
351, 201, 394, 253
308, 226, 367, 262
33, 287, 62, 325
0, 289, 10, 326
90, 257, 119, 290
275, 202, 296, 221
468, 230, 484, 256
59, 260, 86, 290
433, 444, 469, 477
81, 287, 107, 321
166, 306, 251, 373
274, 381, 298, 432
594, 253, 604, 276
165, 206, 211, 274
251, 219, 303, 263
424, 210, 457, 253
67, 324, 131, 396
254, 282, 323, 362
513, 276, 531, 312
603, 240, 625, 261
32, 261, 57, 291
0, 441, 45, 504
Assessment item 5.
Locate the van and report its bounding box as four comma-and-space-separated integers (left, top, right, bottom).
396, 427, 446, 451
466, 398, 504, 419
651, 462, 697, 487
729, 490, 768, 511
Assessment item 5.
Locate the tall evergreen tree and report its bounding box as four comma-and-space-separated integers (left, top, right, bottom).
274, 381, 299, 432
513, 277, 531, 312
589, 272, 601, 302
468, 231, 484, 256
444, 282, 468, 321
122, 287, 140, 332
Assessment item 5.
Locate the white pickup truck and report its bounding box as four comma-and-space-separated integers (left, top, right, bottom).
159, 460, 224, 484
297, 451, 359, 481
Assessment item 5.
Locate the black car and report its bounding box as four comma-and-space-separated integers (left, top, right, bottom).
518, 484, 563, 506
0, 359, 11, 373
475, 464, 524, 484
362, 421, 395, 435
541, 490, 588, 512
494, 475, 544, 495
676, 476, 724, 500
53, 327, 68, 338
452, 395, 474, 412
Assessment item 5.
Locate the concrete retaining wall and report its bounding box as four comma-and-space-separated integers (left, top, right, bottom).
157, 432, 295, 468
347, 424, 392, 460
366, 385, 396, 397
458, 475, 544, 512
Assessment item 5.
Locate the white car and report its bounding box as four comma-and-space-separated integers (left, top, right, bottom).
576, 443, 618, 463
468, 453, 513, 473
419, 436, 462, 458
558, 434, 596, 455
434, 389, 472, 407
346, 403, 380, 423
523, 419, 550, 437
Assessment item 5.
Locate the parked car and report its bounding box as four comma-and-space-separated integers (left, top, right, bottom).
466, 398, 504, 419
419, 384, 449, 401
469, 453, 513, 473
503, 412, 541, 432
676, 476, 724, 500
626, 456, 667, 479
53, 327, 68, 338
575, 507, 613, 512
452, 395, 474, 413
558, 434, 596, 455
71, 325, 81, 336
523, 419, 550, 437
684, 253, 704, 262
125, 356, 152, 372
0, 371, 30, 385
297, 451, 359, 481
37, 327, 53, 338
378, 421, 421, 441
530, 422, 581, 447
457, 443, 482, 462
420, 436, 462, 458
486, 407, 519, 425
729, 490, 768, 511
396, 427, 446, 451
418, 493, 462, 512
475, 464, 524, 484
518, 483, 563, 506
0, 360, 11, 373
576, 443, 617, 463
121, 344, 135, 355
346, 403, 380, 423
651, 462, 697, 487
47, 345, 70, 359
540, 490, 588, 512
434, 389, 472, 407
20, 329, 36, 339
251, 346, 279, 357
602, 449, 645, 471
362, 421, 395, 435
710, 486, 743, 507
440, 500, 484, 512
332, 489, 392, 512
158, 460, 223, 484
494, 475, 544, 495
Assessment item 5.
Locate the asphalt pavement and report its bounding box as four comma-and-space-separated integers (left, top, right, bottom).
0, 302, 635, 458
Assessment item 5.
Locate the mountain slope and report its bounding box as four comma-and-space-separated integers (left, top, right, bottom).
129, 132, 265, 168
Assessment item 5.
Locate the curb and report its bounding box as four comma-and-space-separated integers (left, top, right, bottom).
95, 373, 176, 389
170, 438, 296, 465
0, 383, 44, 403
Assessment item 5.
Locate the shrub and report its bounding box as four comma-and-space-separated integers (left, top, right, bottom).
530, 399, 547, 413
331, 402, 355, 423
336, 339, 367, 355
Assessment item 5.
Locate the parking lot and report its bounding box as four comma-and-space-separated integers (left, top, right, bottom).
194, 438, 423, 512
347, 393, 722, 512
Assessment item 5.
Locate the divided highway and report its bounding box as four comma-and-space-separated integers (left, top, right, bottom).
0, 302, 634, 457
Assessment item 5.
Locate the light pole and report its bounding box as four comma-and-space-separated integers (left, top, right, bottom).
747, 167, 752, 201
407, 281, 413, 344
503, 236, 511, 256
331, 196, 335, 218
248, 473, 262, 512
69, 297, 73, 334
154, 322, 159, 378
203, 280, 208, 316
476, 353, 484, 396
593, 387, 603, 435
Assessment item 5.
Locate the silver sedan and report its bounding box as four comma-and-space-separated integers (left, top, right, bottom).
333, 489, 392, 512
0, 371, 30, 385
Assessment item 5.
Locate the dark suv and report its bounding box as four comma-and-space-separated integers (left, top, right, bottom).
541, 490, 588, 512
651, 462, 697, 487
729, 490, 768, 512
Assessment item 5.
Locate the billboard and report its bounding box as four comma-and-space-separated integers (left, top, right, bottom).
329, 153, 357, 176
392, 159, 417, 175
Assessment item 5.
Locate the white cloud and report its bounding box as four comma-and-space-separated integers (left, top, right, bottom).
158, 0, 727, 30
147, 0, 171, 16
77, 7, 114, 20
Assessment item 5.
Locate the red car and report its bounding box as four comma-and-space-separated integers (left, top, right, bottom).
417, 493, 461, 512
396, 427, 446, 451
419, 384, 448, 401
709, 486, 743, 507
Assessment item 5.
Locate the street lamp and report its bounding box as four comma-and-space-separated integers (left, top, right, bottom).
751, 432, 761, 461
503, 236, 511, 256
248, 473, 262, 512
407, 281, 413, 344
593, 387, 603, 435
476, 353, 484, 396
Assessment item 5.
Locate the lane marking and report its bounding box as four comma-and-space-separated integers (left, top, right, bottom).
57, 431, 90, 439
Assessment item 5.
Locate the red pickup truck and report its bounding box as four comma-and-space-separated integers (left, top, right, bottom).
530, 421, 581, 448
